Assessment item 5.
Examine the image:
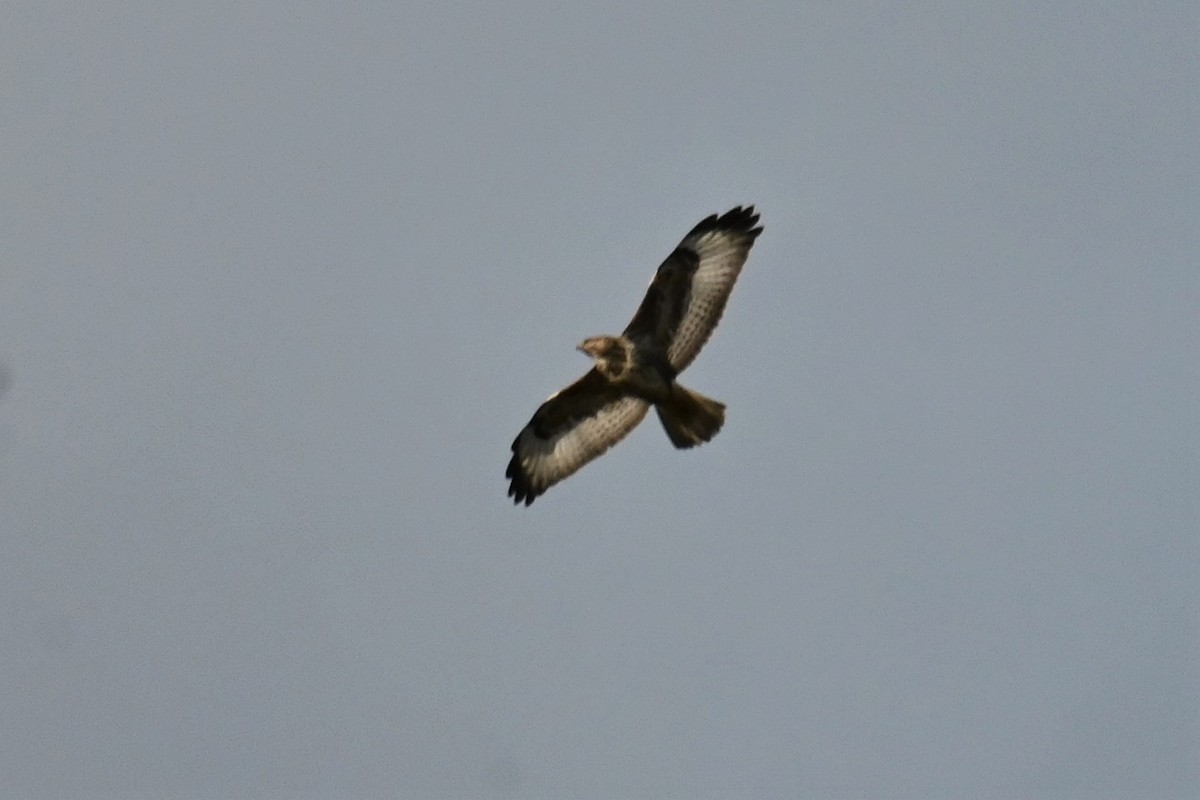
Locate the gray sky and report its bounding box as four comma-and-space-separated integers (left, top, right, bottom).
3, 3, 1197, 798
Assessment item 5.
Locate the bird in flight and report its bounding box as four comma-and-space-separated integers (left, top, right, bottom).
506, 206, 763, 505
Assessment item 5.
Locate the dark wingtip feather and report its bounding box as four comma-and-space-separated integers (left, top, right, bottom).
685, 205, 763, 241
505, 453, 542, 506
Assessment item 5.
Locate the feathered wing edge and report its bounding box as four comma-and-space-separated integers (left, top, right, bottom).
624, 206, 762, 371
506, 371, 650, 505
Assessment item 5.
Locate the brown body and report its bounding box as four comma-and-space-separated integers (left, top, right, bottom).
577, 335, 725, 449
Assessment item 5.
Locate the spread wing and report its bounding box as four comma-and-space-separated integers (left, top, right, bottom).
507, 369, 650, 505
623, 206, 762, 372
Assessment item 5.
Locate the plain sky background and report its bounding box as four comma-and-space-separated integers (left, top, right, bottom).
3, 3, 1197, 798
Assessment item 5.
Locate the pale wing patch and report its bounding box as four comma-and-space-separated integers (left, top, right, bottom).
667, 225, 755, 371
508, 395, 650, 505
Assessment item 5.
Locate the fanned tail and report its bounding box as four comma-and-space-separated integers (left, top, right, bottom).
656, 385, 725, 449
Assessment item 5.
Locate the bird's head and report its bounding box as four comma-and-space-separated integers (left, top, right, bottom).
576, 335, 630, 379
576, 336, 619, 360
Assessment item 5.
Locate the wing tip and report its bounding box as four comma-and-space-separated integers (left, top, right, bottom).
688, 205, 763, 241
506, 454, 544, 506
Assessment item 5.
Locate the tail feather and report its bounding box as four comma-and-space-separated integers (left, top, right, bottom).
656, 385, 725, 449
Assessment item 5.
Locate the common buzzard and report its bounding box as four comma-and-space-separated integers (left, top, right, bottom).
506, 206, 762, 505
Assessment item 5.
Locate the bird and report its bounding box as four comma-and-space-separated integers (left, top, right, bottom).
506, 206, 762, 505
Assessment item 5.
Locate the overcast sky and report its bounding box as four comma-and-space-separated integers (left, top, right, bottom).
3, 3, 1197, 799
